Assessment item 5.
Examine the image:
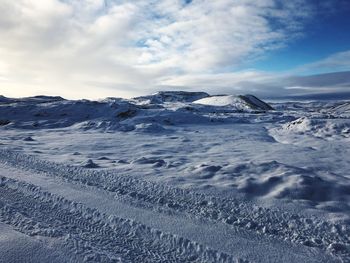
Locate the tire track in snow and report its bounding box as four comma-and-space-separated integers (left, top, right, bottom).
0, 176, 242, 263
0, 150, 349, 262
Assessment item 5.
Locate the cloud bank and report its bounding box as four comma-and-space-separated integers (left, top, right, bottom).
0, 0, 349, 99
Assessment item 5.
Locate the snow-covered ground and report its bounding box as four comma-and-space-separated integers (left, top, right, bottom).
0, 92, 349, 262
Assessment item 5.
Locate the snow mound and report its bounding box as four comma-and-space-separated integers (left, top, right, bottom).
193, 94, 273, 111
81, 159, 100, 168
134, 91, 209, 104
276, 117, 350, 139
0, 119, 10, 126
132, 157, 166, 167
186, 164, 222, 179
74, 120, 135, 132
224, 161, 350, 203
134, 123, 172, 133
23, 136, 35, 142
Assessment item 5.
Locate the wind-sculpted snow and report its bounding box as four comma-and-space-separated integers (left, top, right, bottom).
0, 176, 242, 263
270, 117, 350, 143
0, 150, 349, 262
222, 161, 350, 203
328, 102, 350, 117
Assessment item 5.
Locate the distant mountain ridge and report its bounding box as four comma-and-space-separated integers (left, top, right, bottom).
133, 91, 210, 104
0, 91, 274, 130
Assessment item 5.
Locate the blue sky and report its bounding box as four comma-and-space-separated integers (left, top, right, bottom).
254, 1, 350, 74
0, 0, 349, 99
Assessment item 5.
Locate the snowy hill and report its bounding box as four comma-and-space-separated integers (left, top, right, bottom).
194, 94, 274, 111
0, 95, 64, 104
0, 91, 273, 130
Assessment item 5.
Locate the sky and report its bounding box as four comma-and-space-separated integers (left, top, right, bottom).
0, 0, 350, 100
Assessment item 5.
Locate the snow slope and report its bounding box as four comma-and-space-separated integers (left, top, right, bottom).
193, 95, 274, 111
328, 102, 350, 117
0, 92, 349, 262
134, 91, 210, 104
269, 117, 350, 144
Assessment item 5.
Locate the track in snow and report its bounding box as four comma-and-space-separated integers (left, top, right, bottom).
0, 176, 241, 263
0, 149, 349, 262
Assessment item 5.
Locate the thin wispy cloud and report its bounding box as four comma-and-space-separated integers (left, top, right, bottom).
295, 50, 350, 74
0, 0, 348, 99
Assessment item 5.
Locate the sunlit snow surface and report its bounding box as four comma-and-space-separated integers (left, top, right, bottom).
0, 92, 349, 262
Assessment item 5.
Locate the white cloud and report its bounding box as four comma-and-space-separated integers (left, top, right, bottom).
295, 50, 350, 74
0, 0, 317, 99
159, 69, 350, 99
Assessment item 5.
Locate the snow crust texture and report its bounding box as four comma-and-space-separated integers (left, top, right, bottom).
0, 150, 349, 262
